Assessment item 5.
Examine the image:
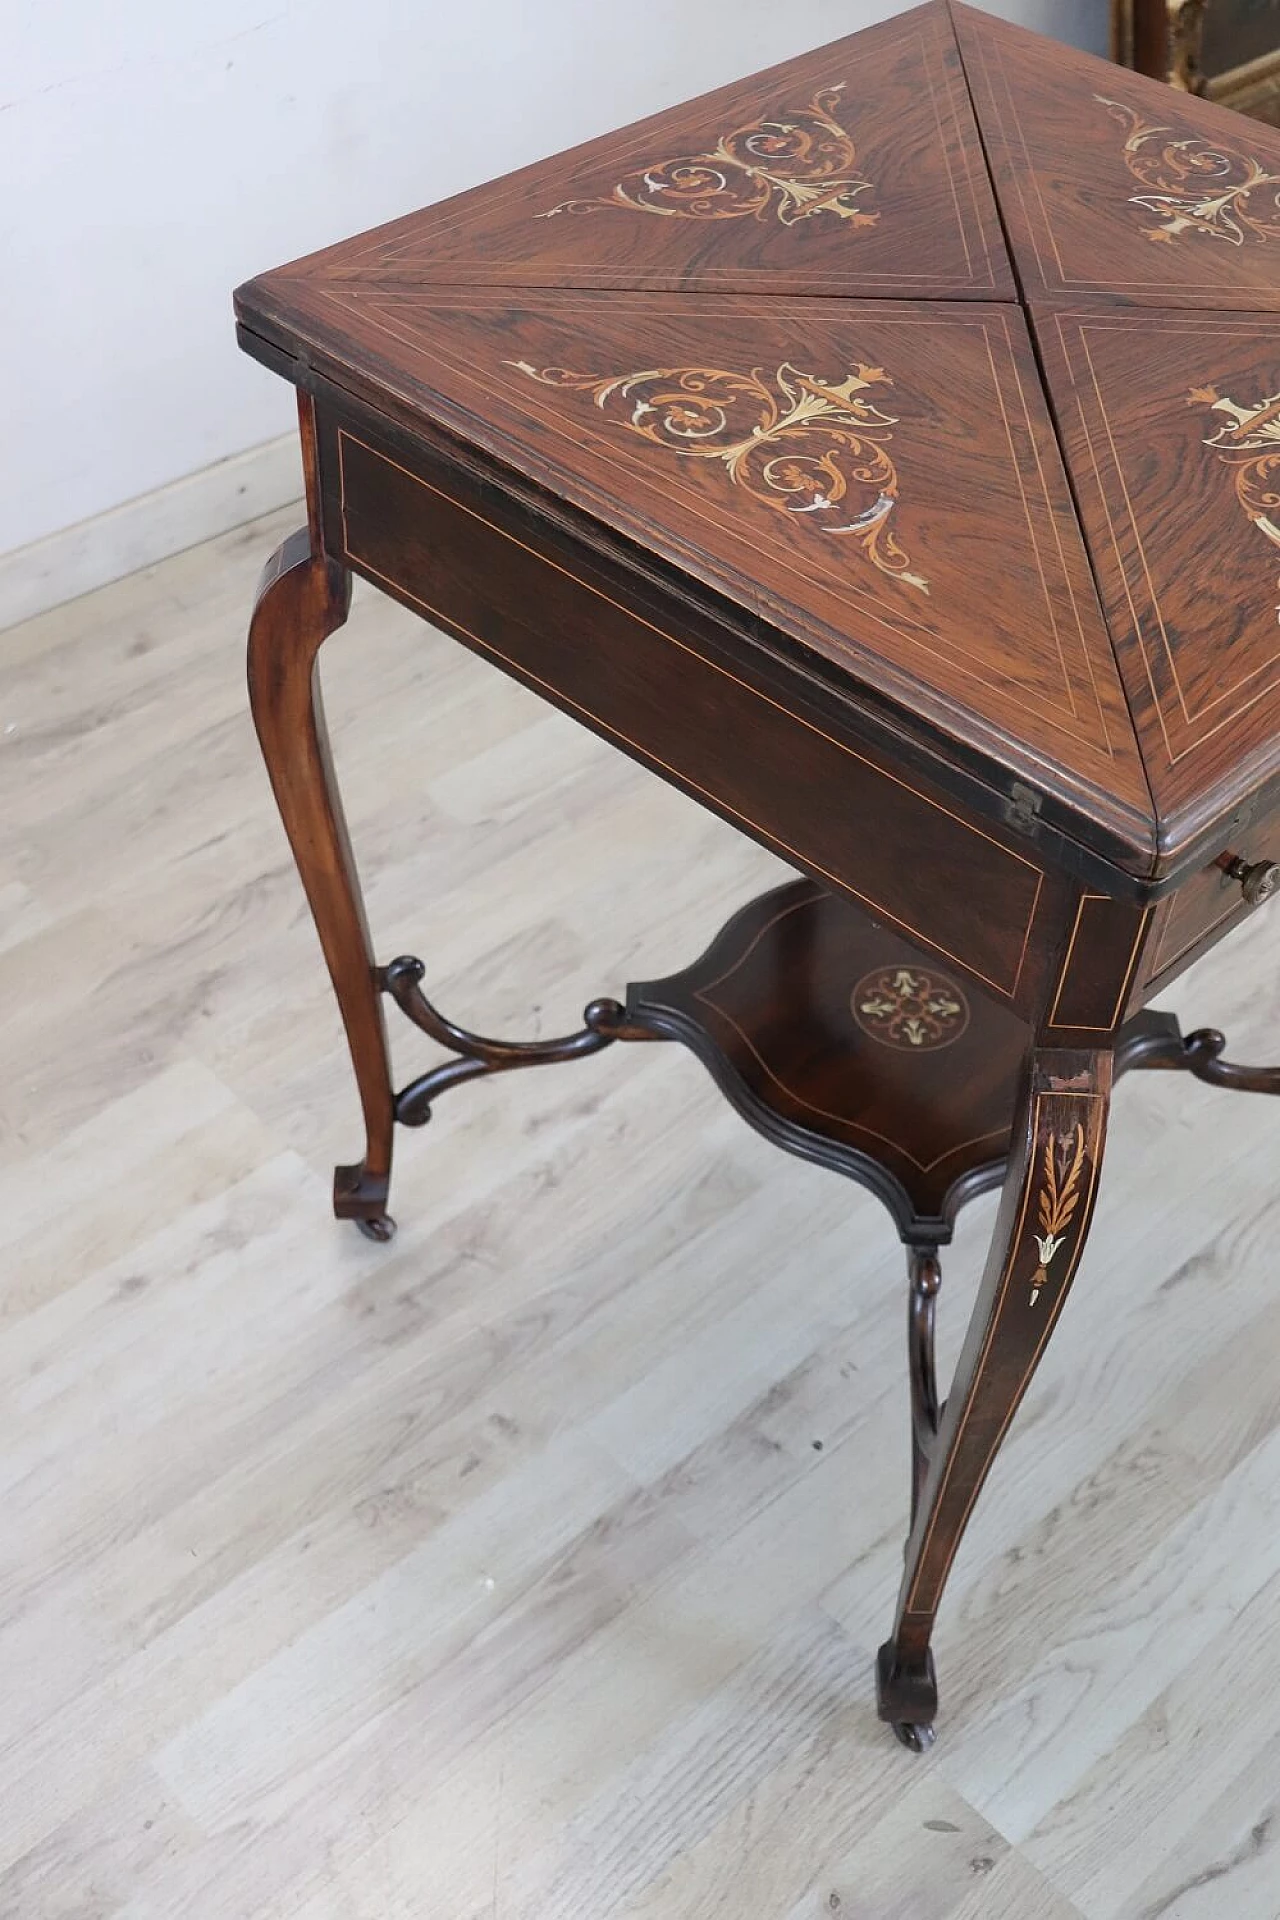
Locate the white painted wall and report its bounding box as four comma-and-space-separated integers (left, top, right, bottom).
2, 0, 1107, 566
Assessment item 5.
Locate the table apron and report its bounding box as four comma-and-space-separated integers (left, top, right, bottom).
326, 417, 1059, 1011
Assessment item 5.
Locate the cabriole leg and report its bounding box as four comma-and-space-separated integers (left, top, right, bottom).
247, 525, 397, 1241
878, 1047, 1114, 1750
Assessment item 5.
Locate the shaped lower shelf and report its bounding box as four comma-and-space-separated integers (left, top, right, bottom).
625, 877, 1030, 1243
366, 873, 1214, 1248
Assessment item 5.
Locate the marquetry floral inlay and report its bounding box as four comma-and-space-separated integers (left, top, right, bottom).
538, 83, 877, 228
1097, 94, 1280, 247
1029, 1123, 1087, 1306
1188, 382, 1280, 621
506, 358, 928, 589
851, 966, 967, 1050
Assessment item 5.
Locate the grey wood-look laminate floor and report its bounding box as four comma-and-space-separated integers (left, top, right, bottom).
3, 504, 1280, 1917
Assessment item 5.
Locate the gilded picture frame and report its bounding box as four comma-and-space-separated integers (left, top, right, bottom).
1114, 0, 1280, 123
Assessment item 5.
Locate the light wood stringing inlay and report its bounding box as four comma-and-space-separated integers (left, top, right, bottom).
313, 289, 1134, 790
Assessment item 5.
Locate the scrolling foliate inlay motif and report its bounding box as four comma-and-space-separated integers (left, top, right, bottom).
1097, 93, 1280, 247
537, 83, 878, 228
506, 357, 928, 590
1189, 382, 1280, 620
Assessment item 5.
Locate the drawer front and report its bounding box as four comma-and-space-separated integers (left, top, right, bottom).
330, 423, 1049, 1002
1146, 803, 1280, 989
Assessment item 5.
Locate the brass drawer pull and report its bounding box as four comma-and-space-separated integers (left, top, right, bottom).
1218, 853, 1280, 906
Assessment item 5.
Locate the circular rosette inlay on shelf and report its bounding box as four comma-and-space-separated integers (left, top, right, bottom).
851, 964, 969, 1051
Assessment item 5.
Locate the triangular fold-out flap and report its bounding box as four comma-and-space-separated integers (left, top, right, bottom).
954, 0, 1280, 311
297, 283, 1151, 848
1035, 304, 1280, 858
243, 3, 1011, 302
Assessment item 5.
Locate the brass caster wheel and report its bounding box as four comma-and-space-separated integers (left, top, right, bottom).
355, 1212, 396, 1243
876, 1641, 938, 1749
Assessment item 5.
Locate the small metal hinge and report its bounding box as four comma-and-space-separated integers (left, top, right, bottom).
1004, 782, 1042, 834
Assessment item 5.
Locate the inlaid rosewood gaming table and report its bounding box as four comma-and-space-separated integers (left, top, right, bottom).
235, 3, 1280, 1747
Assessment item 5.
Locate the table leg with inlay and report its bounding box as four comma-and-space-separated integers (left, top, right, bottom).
876, 1043, 1114, 1748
